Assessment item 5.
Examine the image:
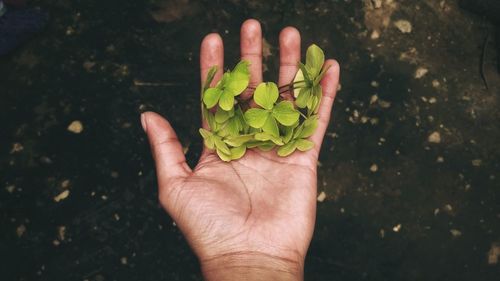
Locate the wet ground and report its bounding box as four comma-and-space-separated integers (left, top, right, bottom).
1, 0, 499, 280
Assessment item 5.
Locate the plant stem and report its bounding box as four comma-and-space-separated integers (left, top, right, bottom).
278, 80, 306, 89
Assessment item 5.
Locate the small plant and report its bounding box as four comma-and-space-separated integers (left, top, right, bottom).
200, 44, 329, 161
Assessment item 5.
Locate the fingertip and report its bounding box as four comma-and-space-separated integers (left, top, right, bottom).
279, 26, 301, 45
142, 111, 173, 139
324, 59, 340, 75
200, 33, 224, 66
201, 33, 223, 50
200, 33, 224, 86
240, 19, 263, 99
241, 19, 262, 35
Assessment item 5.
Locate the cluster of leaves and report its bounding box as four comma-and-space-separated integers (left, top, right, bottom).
200, 44, 329, 161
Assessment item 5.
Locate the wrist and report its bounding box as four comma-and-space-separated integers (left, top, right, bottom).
201, 251, 304, 281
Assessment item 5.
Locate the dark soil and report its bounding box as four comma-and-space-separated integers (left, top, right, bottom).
1, 0, 499, 280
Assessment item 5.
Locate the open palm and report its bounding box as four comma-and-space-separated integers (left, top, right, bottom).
141, 20, 340, 278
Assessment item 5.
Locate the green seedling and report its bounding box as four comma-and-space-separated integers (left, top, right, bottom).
203, 61, 250, 111
293, 44, 330, 114
244, 82, 300, 139
199, 44, 329, 162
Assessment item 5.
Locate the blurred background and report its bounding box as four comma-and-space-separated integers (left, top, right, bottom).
1, 0, 499, 280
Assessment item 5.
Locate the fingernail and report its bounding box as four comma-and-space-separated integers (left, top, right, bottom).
140, 113, 147, 133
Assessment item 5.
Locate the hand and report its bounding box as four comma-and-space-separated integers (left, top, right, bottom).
141, 19, 340, 281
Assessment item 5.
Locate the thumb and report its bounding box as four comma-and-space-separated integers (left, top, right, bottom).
141, 112, 191, 186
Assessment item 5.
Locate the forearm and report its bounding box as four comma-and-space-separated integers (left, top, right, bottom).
201, 251, 304, 281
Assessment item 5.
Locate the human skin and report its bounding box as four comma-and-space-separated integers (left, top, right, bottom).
141, 19, 340, 280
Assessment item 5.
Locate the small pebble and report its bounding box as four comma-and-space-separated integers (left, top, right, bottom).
415, 67, 429, 79
61, 180, 70, 189
120, 257, 128, 265
392, 224, 402, 232
443, 204, 453, 214
67, 121, 84, 134
428, 131, 441, 143
54, 190, 70, 202
471, 159, 482, 167
16, 224, 26, 237
378, 100, 391, 108
450, 229, 462, 237
370, 164, 378, 172
10, 143, 24, 153
372, 0, 382, 8
58, 226, 66, 241
5, 185, 16, 193
432, 79, 440, 88
394, 20, 412, 33
317, 191, 327, 202
488, 243, 500, 265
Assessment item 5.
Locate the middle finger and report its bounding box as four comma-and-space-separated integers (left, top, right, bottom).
240, 19, 263, 100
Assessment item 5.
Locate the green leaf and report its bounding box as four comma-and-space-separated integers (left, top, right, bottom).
204, 137, 215, 150
216, 148, 232, 162
306, 44, 324, 78
230, 145, 246, 160
199, 128, 215, 150
203, 66, 218, 91
277, 141, 297, 157
233, 60, 251, 74
219, 91, 235, 111
254, 82, 278, 110
244, 108, 269, 128
215, 107, 232, 123
282, 123, 296, 143
233, 107, 249, 132
258, 142, 275, 151
255, 132, 283, 145
293, 69, 307, 98
224, 134, 254, 147
299, 115, 318, 138
295, 87, 311, 108
314, 64, 331, 85
312, 85, 322, 113
221, 117, 242, 136
272, 101, 300, 126
214, 137, 231, 155
225, 61, 250, 96
298, 62, 311, 83
203, 87, 222, 108
245, 140, 261, 148
311, 95, 320, 114
199, 128, 212, 139
296, 139, 314, 151
262, 116, 279, 137
203, 108, 218, 131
